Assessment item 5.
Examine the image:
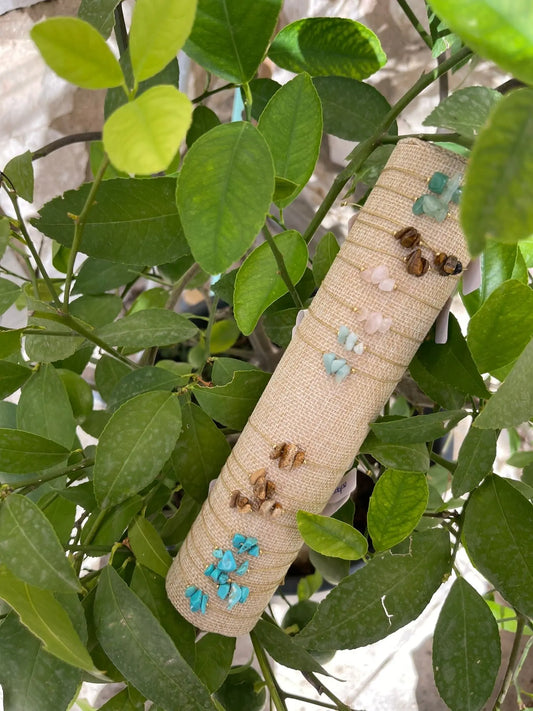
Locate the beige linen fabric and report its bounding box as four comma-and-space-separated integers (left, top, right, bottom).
166, 138, 469, 636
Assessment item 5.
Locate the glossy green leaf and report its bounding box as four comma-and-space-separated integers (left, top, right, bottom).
104, 86, 192, 175
209, 319, 240, 353
359, 432, 430, 473
0, 429, 69, 473
128, 515, 171, 578
211, 357, 259, 385
31, 17, 124, 89
186, 105, 220, 148
98, 309, 197, 351
296, 529, 451, 650
263, 306, 299, 348
78, 0, 120, 38
258, 73, 322, 207
177, 122, 275, 274
83, 496, 143, 547
0, 566, 98, 673
0, 330, 22, 359
370, 410, 467, 444
249, 78, 281, 121
297, 570, 322, 601
463, 474, 533, 617
128, 288, 168, 315
170, 402, 230, 502
426, 1, 533, 85
423, 86, 501, 138
461, 89, 533, 255
0, 360, 30, 398
94, 355, 131, 403
433, 577, 500, 711
193, 369, 270, 430
95, 566, 215, 710
3, 150, 34, 202
253, 618, 330, 675
130, 565, 195, 667
108, 366, 186, 410
508, 450, 533, 468
367, 470, 429, 551
308, 548, 350, 586
17, 364, 76, 449
0, 494, 80, 592
97, 688, 142, 711
313, 76, 394, 141
468, 280, 533, 373
34, 177, 183, 266
234, 231, 308, 335
74, 259, 141, 295
214, 667, 266, 711
195, 633, 235, 692
41, 494, 77, 546
475, 337, 533, 429
411, 315, 490, 400
129, 0, 197, 82
24, 314, 84, 364
93, 391, 182, 508
0, 612, 80, 711
70, 294, 122, 328
185, 0, 282, 83
312, 231, 339, 287
269, 17, 386, 79
297, 510, 367, 560
452, 427, 497, 496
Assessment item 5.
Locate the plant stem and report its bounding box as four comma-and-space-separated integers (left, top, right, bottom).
166, 262, 202, 311
242, 82, 253, 122
31, 132, 102, 161
250, 631, 288, 711
493, 614, 526, 710
302, 46, 472, 244
63, 155, 110, 310
193, 82, 234, 104
395, 0, 433, 48
285, 692, 357, 710
4, 187, 61, 308
379, 132, 473, 148
302, 672, 353, 711
430, 452, 457, 472
204, 295, 219, 357
262, 225, 304, 309
114, 3, 129, 56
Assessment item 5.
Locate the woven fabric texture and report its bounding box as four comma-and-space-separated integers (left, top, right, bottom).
166, 138, 470, 636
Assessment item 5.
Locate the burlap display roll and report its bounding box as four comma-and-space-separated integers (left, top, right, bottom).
166, 138, 470, 636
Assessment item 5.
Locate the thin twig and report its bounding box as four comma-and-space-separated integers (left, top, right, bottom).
250, 631, 288, 711
493, 614, 526, 710
395, 0, 433, 48
31, 132, 102, 161
302, 672, 353, 711
262, 224, 304, 309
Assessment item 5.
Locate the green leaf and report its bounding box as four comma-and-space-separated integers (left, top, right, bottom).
98, 309, 197, 351
195, 633, 235, 692
423, 86, 501, 138
24, 316, 84, 364
297, 570, 322, 602
128, 288, 168, 315
185, 0, 282, 84
463, 474, 533, 618
104, 86, 192, 175
30, 17, 124, 89
130, 565, 195, 667
17, 364, 76, 449
34, 177, 184, 266
95, 355, 131, 403
170, 402, 230, 502
411, 314, 490, 400
249, 78, 281, 121
95, 566, 215, 710
257, 73, 322, 207
186, 105, 221, 148
0, 330, 22, 359
0, 216, 11, 259
129, 0, 197, 83
3, 150, 34, 202
0, 494, 80, 592
308, 548, 349, 586
71, 294, 122, 328
468, 280, 533, 373
78, 0, 121, 38
0, 566, 98, 673
74, 259, 141, 295
426, 0, 533, 86
108, 366, 187, 410
370, 410, 467, 444
0, 429, 69, 473
359, 432, 430, 473
83, 496, 143, 546
0, 612, 80, 711
297, 510, 368, 560
234, 231, 308, 335
461, 89, 533, 256
262, 306, 299, 348
193, 369, 270, 430
209, 319, 240, 353
433, 577, 501, 711
128, 515, 172, 578
367, 470, 429, 551
253, 618, 330, 675
313, 77, 394, 141
269, 17, 386, 80
177, 122, 275, 274
97, 688, 142, 711
508, 451, 533, 468
452, 427, 497, 497
475, 336, 533, 429
211, 357, 259, 385
0, 360, 30, 398
94, 391, 182, 508
312, 232, 339, 287
296, 529, 451, 650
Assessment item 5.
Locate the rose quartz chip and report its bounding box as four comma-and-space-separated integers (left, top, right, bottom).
370, 264, 389, 284
378, 317, 392, 333
378, 278, 396, 291
365, 312, 383, 334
